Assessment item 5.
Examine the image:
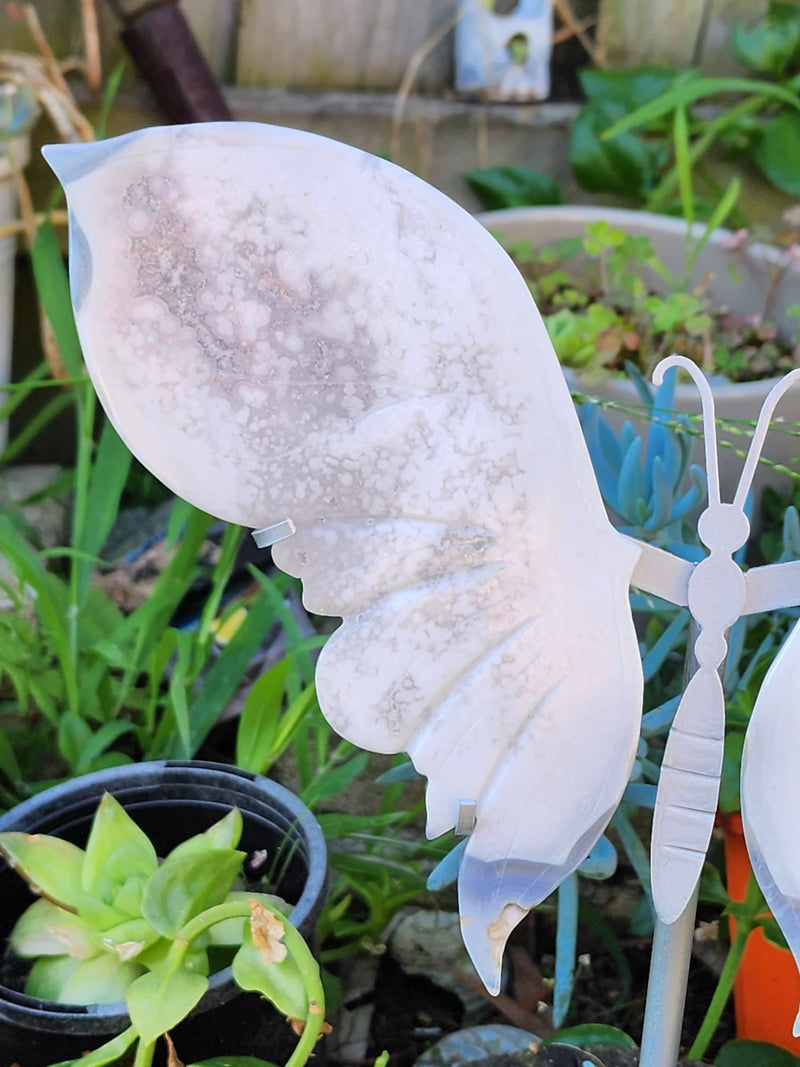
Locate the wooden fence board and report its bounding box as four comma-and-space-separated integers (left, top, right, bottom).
0, 1, 83, 62
93, 0, 238, 88
182, 0, 238, 81
697, 0, 766, 74
597, 0, 707, 67
237, 0, 456, 91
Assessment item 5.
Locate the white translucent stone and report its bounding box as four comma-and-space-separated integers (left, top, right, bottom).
44, 123, 644, 993
742, 620, 800, 1035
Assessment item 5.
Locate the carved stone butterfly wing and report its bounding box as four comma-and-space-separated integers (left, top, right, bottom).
45, 123, 643, 991
741, 615, 800, 1034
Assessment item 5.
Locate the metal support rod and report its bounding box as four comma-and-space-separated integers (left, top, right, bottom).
640, 618, 703, 1067
639, 884, 700, 1067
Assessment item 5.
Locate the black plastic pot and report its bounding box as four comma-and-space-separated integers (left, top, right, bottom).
0, 760, 328, 1067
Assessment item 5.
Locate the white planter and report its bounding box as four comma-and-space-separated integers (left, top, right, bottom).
478, 206, 800, 521
0, 133, 30, 453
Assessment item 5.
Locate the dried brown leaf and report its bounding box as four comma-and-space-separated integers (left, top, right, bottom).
249, 899, 287, 965
165, 1033, 184, 1067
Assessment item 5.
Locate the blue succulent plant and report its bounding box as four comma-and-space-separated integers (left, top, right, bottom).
578, 364, 708, 561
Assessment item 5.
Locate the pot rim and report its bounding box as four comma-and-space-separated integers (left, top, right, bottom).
0, 760, 327, 1033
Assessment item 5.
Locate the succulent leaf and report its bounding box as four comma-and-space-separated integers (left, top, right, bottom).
142, 848, 246, 937
166, 808, 243, 863
59, 952, 145, 1005
10, 898, 100, 959
0, 832, 86, 911
81, 793, 158, 904
126, 963, 208, 1045
25, 955, 83, 1001
232, 913, 308, 1021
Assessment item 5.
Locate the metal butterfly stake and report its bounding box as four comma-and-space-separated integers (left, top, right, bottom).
43, 123, 800, 1066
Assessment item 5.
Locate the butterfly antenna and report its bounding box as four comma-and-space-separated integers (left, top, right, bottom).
652, 355, 721, 506
732, 368, 800, 511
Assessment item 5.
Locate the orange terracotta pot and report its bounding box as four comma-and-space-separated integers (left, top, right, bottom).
723, 813, 800, 1052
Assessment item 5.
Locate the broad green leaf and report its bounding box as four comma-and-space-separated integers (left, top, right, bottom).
464, 166, 563, 210
82, 793, 158, 904
137, 937, 171, 971
727, 892, 768, 924
126, 964, 208, 1044
759, 915, 790, 951
699, 861, 731, 907
11, 898, 99, 959
142, 848, 245, 937
207, 892, 289, 946
754, 112, 800, 195
569, 102, 654, 198
733, 2, 800, 77
0, 831, 85, 909
167, 808, 243, 862
59, 952, 144, 1005
232, 921, 308, 1021
715, 1038, 800, 1066
543, 1023, 637, 1049
580, 66, 692, 112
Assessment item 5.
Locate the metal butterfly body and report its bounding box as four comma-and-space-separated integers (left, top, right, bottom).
43, 123, 800, 1009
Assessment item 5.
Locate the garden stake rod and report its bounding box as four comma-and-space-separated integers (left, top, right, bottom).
41, 122, 800, 1063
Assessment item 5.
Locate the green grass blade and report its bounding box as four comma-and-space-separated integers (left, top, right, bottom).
153, 589, 277, 758
30, 221, 83, 378
605, 79, 800, 139
0, 517, 77, 712
674, 105, 694, 226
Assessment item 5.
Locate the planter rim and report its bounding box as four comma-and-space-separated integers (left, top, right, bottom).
477, 202, 789, 275
476, 203, 731, 243
0, 760, 327, 1033
564, 367, 784, 404
477, 203, 793, 399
